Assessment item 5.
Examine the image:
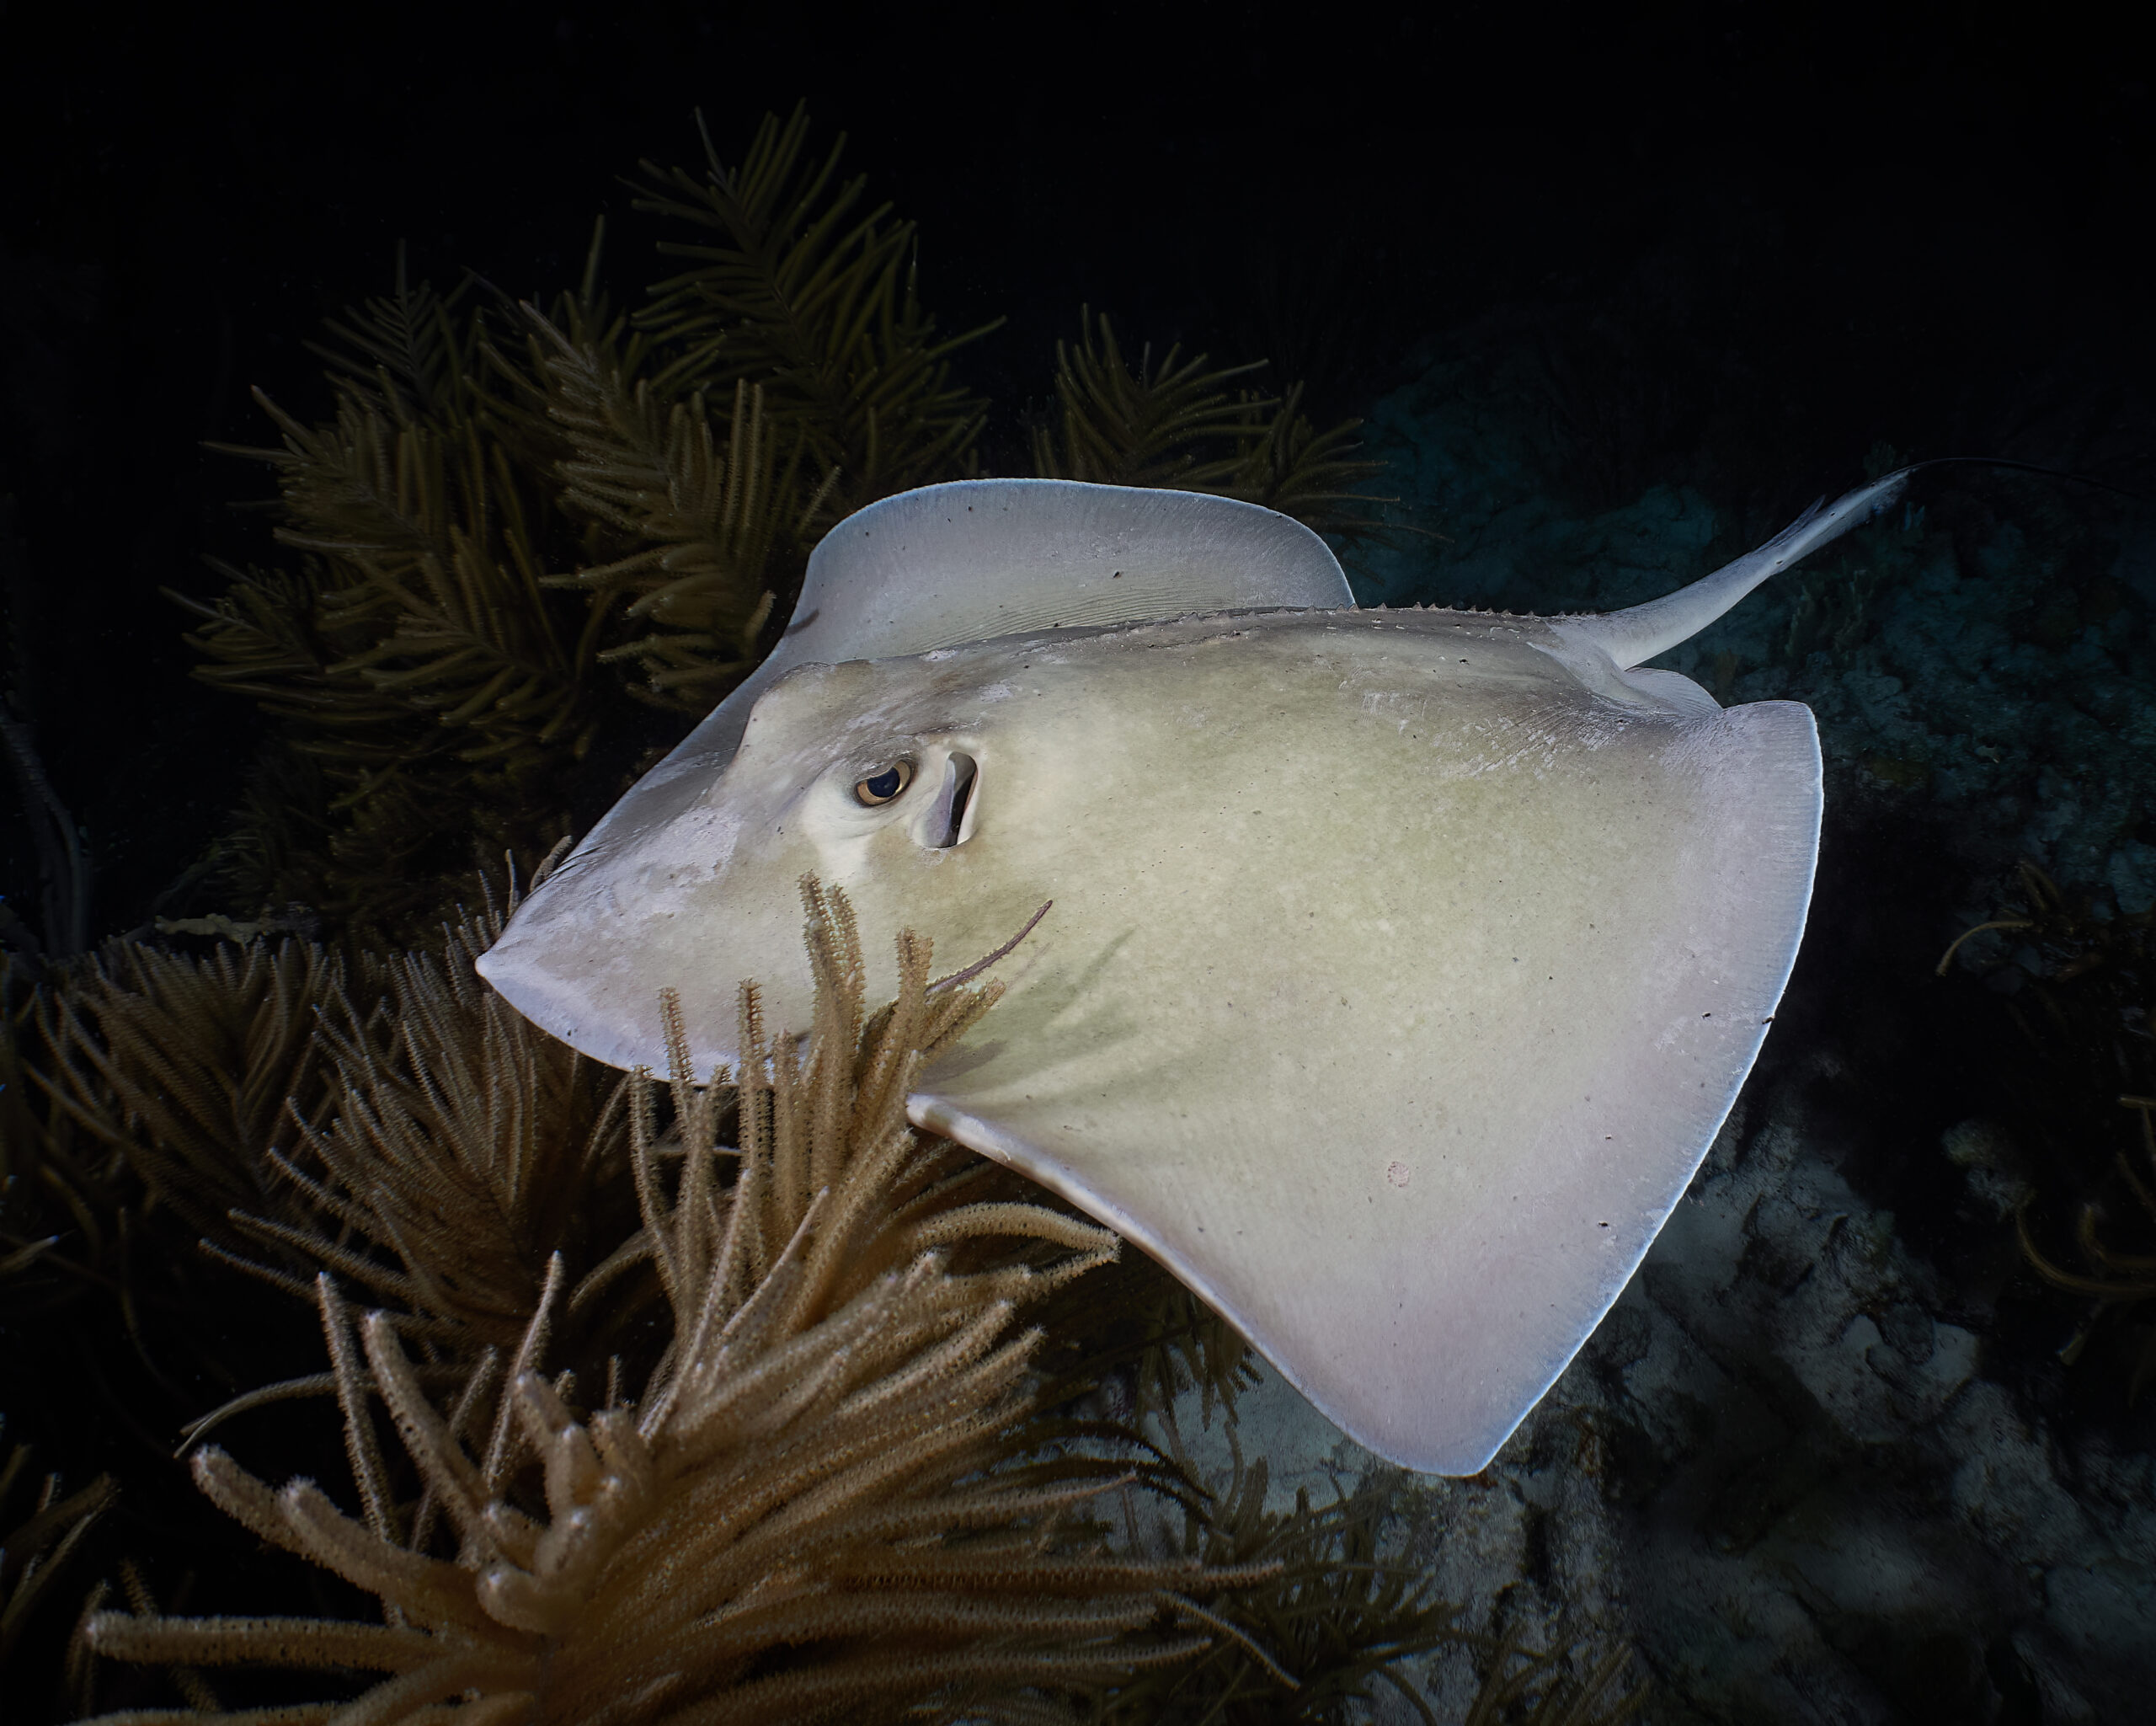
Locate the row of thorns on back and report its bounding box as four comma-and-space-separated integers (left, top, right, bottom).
44, 877, 1503, 1725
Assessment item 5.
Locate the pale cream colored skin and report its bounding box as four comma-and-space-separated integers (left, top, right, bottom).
483, 605, 1819, 1472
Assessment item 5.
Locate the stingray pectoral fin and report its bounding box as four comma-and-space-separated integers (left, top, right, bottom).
908, 695, 1822, 1476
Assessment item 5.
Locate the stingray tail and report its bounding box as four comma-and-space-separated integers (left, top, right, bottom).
1574, 468, 1913, 670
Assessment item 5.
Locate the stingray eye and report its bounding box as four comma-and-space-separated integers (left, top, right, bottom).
853, 761, 913, 805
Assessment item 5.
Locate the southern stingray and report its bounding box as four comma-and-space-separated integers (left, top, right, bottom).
478, 470, 1912, 1473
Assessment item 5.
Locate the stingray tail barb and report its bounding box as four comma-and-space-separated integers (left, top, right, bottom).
1573, 468, 1913, 670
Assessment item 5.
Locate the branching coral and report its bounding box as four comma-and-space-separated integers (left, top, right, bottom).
77, 884, 1282, 1722
221, 894, 634, 1354
1027, 1245, 1261, 1435
177, 109, 1006, 937
168, 108, 1393, 946
178, 259, 599, 935
531, 319, 835, 708
1095, 1433, 1646, 1726
2015, 1094, 2156, 1393
1028, 309, 1386, 534
1941, 862, 2156, 1394
5, 935, 339, 1440
1, 1417, 114, 1679
3, 869, 644, 1574
631, 105, 1000, 513
1457, 1637, 1647, 1726
206, 265, 595, 783
24, 877, 632, 1362
17, 877, 1641, 1722
1098, 1444, 1462, 1725
1, 959, 121, 1311
34, 937, 343, 1251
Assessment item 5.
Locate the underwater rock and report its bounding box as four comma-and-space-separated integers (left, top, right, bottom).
1166, 1051, 2156, 1723
1941, 1119, 2036, 1220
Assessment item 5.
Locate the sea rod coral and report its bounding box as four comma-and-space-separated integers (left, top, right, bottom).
77, 882, 1278, 1723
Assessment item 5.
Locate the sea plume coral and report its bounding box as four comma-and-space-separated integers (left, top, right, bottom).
33, 934, 343, 1252
221, 890, 635, 1354
1027, 308, 1385, 534
1, 1418, 113, 1685
77, 883, 1276, 1723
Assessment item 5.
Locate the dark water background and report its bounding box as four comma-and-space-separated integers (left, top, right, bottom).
3, 1, 2147, 933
